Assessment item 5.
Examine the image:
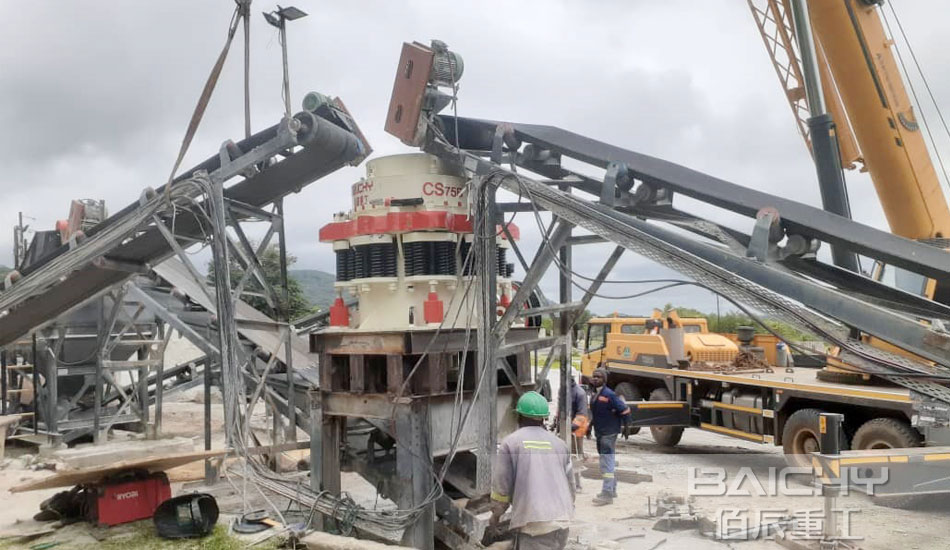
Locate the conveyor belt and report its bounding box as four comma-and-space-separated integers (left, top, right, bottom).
439, 115, 950, 281
0, 113, 362, 347
425, 126, 950, 404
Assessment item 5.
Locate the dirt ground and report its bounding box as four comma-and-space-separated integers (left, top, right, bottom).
567, 428, 948, 550
2, 387, 948, 549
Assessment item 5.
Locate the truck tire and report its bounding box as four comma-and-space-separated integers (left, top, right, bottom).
782, 408, 830, 468
649, 388, 683, 447
614, 382, 641, 436
851, 419, 924, 509
852, 418, 921, 450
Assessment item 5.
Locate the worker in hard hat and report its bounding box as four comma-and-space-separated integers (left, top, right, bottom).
490, 391, 575, 550
588, 368, 632, 506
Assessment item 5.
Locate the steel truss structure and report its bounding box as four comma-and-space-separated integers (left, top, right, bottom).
414, 112, 950, 483
426, 114, 950, 380
0, 110, 364, 450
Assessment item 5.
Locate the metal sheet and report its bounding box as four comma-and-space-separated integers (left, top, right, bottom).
429, 390, 517, 456
385, 42, 435, 145
153, 259, 317, 377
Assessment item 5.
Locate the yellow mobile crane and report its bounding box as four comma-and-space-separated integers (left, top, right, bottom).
751, 0, 950, 301
576, 1, 950, 469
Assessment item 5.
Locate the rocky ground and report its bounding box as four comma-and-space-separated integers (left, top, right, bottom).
566, 428, 948, 550
1, 366, 948, 549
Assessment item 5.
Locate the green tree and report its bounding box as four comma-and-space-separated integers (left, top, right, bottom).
208, 244, 313, 320
667, 304, 812, 342
539, 308, 592, 341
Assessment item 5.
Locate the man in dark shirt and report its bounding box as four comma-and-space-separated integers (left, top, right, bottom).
588, 368, 631, 506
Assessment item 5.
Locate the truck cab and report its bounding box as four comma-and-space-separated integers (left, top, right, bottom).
580, 310, 740, 377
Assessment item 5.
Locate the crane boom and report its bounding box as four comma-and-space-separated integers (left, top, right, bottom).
747, 0, 861, 169
808, 0, 950, 242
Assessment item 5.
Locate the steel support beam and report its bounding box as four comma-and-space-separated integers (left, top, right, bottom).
493, 221, 572, 341
396, 400, 434, 549
126, 285, 219, 358
474, 176, 498, 496
557, 184, 573, 446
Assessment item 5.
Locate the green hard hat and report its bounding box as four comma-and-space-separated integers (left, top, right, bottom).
515, 391, 550, 419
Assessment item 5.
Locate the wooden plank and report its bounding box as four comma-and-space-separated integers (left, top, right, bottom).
167, 456, 236, 483
350, 354, 366, 393
320, 353, 334, 390
426, 354, 448, 394
387, 355, 405, 394
11, 449, 226, 493
312, 332, 407, 355
516, 352, 531, 384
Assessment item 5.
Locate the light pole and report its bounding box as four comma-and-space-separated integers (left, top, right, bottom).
263, 5, 307, 118
263, 4, 306, 442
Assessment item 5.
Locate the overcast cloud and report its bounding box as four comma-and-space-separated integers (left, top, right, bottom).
2, 0, 949, 316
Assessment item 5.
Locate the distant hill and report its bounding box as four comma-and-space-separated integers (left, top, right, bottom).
291, 269, 336, 311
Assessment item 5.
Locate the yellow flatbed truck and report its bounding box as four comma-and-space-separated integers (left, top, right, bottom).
580, 316, 927, 469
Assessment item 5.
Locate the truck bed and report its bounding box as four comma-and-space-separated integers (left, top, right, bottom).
609, 362, 911, 405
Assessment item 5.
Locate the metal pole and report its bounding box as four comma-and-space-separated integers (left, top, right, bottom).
241, 0, 251, 140
558, 185, 573, 447
818, 412, 843, 541
308, 390, 325, 529
396, 400, 434, 549
790, 0, 859, 272
209, 178, 242, 446
276, 201, 296, 441
790, 0, 825, 117
153, 323, 165, 438
14, 212, 23, 269
204, 355, 214, 483
138, 354, 149, 435
475, 176, 499, 495
1, 350, 7, 416
31, 334, 38, 435
94, 346, 103, 444
279, 20, 292, 118
95, 296, 107, 445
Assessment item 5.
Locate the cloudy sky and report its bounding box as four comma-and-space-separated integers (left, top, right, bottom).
2, 0, 949, 316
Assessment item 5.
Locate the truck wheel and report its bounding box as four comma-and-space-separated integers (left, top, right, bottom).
852, 418, 921, 450
782, 408, 830, 468
852, 419, 925, 510
614, 382, 641, 436
649, 388, 683, 447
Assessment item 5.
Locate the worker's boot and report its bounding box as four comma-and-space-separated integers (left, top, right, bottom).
592, 492, 614, 506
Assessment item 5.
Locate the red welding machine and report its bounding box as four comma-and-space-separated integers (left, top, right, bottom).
86, 471, 171, 526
